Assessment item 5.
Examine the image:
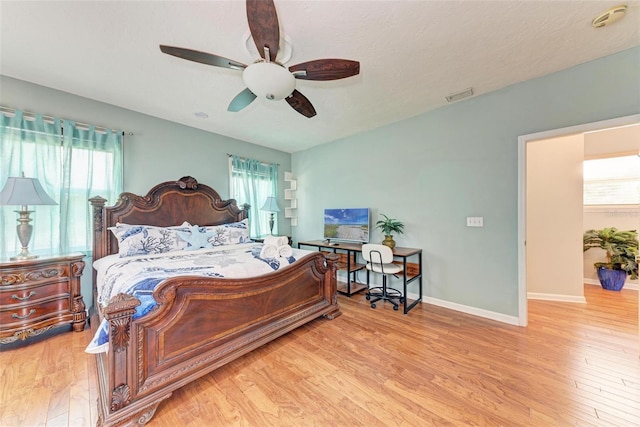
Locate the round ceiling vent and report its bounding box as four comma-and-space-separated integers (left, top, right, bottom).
592, 4, 628, 28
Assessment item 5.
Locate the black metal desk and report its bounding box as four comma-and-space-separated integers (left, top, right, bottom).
297, 240, 423, 314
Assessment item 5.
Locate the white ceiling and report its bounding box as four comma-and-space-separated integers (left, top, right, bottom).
1, 1, 639, 153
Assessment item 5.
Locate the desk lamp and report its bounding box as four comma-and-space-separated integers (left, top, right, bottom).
260, 196, 280, 235
0, 173, 57, 260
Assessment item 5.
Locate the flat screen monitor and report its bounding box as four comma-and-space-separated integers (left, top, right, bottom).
323, 208, 370, 243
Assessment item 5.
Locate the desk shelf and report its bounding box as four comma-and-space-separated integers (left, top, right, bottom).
319, 251, 365, 273
337, 280, 368, 295
393, 261, 420, 280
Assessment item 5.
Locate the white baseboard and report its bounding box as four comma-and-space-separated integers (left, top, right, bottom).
404, 277, 637, 329
527, 292, 587, 303
584, 278, 639, 291
419, 295, 521, 326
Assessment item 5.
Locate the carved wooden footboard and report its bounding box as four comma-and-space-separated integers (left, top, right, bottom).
89, 177, 340, 426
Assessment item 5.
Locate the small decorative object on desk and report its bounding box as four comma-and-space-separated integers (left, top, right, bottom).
583, 227, 638, 291
375, 214, 405, 249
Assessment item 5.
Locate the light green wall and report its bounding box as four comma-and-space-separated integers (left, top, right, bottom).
0, 75, 292, 304
292, 47, 640, 317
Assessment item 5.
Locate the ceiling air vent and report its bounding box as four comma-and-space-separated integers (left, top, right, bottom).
592, 5, 627, 28
445, 88, 474, 103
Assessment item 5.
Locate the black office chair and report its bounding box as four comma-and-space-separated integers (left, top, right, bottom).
362, 244, 404, 311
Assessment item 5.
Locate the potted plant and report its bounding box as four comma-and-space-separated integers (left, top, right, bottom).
583, 227, 638, 291
375, 214, 405, 249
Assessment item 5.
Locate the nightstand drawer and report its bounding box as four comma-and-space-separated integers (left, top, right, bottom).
0, 265, 67, 286
0, 297, 70, 328
0, 281, 70, 306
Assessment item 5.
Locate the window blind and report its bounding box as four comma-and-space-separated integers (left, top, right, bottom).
583, 155, 640, 205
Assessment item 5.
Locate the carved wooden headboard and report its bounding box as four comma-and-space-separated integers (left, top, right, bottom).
89, 176, 249, 263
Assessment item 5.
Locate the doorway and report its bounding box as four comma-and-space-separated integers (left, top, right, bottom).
517, 114, 640, 326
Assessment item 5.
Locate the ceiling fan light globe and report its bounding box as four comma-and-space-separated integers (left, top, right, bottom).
242, 62, 295, 101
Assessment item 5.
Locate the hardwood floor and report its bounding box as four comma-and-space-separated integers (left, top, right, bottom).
1, 285, 638, 426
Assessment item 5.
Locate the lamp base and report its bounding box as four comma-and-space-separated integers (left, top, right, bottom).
11, 208, 37, 261
268, 213, 275, 235
10, 250, 39, 261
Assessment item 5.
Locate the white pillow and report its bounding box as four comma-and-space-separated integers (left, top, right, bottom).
109, 222, 191, 257
202, 219, 250, 247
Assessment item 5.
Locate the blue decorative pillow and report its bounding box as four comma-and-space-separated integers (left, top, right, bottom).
109, 223, 190, 257
177, 225, 215, 251
204, 219, 250, 246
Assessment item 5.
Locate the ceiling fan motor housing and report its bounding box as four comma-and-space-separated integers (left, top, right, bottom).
243, 62, 296, 100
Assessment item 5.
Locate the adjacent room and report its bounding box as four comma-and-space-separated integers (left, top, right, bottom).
1, 1, 639, 426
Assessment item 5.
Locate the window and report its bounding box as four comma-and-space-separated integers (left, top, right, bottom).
583, 155, 640, 205
64, 145, 121, 251
0, 110, 123, 258
229, 155, 278, 237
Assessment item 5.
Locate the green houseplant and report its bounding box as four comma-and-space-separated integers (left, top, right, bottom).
375, 214, 405, 249
583, 227, 638, 291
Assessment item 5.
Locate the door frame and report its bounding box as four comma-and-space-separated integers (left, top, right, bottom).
517, 114, 640, 326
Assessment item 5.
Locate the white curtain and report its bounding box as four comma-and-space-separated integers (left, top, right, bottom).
0, 110, 123, 258
230, 155, 278, 237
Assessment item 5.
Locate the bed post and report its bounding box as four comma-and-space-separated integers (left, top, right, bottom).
323, 253, 342, 319
97, 293, 162, 426
89, 195, 108, 256
89, 196, 107, 314
103, 294, 140, 409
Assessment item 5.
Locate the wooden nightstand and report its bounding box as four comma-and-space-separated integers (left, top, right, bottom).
0, 253, 87, 344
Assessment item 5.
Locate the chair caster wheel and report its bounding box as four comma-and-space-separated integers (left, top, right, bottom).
371, 303, 376, 309
365, 295, 371, 301
393, 305, 399, 311
399, 297, 405, 303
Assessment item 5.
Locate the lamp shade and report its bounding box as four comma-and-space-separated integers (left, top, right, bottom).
260, 196, 280, 213
0, 176, 57, 206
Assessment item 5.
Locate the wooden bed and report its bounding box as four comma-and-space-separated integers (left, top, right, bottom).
89, 176, 340, 427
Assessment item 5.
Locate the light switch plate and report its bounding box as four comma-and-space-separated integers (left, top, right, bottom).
467, 217, 484, 227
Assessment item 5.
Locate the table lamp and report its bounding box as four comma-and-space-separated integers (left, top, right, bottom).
260, 196, 280, 235
0, 173, 57, 260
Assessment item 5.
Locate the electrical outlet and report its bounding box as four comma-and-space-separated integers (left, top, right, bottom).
466, 217, 484, 227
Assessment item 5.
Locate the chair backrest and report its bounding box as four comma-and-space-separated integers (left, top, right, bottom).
362, 244, 394, 264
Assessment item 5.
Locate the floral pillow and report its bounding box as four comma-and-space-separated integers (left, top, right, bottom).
202, 219, 250, 247
109, 222, 191, 257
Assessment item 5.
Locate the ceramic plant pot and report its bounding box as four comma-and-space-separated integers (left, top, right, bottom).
597, 266, 627, 291
382, 235, 396, 249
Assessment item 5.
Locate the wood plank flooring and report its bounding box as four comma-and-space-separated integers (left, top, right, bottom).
1, 285, 638, 426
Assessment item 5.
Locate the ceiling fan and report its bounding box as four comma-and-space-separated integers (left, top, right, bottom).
159, 0, 360, 118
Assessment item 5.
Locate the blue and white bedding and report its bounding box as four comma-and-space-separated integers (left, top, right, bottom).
86, 242, 311, 354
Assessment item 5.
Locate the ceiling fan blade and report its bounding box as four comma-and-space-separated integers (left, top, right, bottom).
286, 90, 316, 118
289, 59, 360, 81
246, 0, 279, 62
228, 88, 257, 112
159, 45, 246, 70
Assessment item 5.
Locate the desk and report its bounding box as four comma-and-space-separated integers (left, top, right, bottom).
297, 240, 423, 314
